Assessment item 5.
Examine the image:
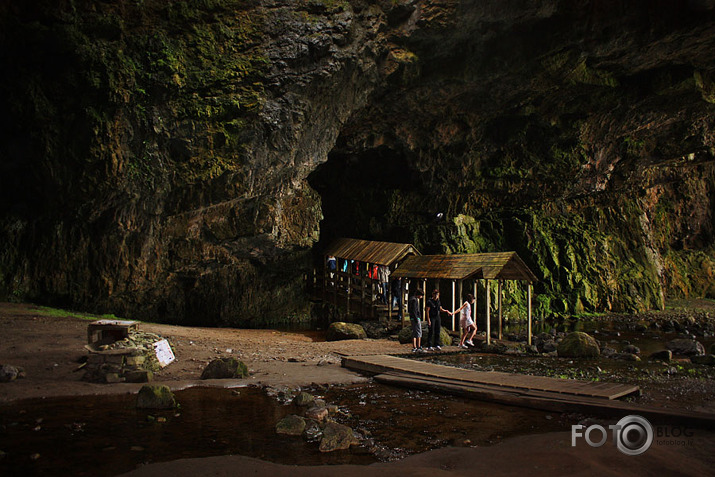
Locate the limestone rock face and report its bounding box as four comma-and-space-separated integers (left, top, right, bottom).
326, 322, 367, 341
557, 332, 600, 358
1, 1, 714, 324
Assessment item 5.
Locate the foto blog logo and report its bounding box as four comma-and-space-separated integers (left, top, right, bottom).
571, 415, 654, 456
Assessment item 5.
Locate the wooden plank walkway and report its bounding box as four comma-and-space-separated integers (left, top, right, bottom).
342, 354, 639, 400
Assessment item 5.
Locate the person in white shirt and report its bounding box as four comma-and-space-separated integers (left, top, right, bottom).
452, 294, 476, 348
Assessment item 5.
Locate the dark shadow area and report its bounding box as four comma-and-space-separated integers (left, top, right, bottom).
307, 145, 419, 251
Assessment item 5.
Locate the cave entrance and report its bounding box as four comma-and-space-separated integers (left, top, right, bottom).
307, 144, 418, 252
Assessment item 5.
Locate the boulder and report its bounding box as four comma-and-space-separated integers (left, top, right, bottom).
438, 327, 452, 347
293, 392, 315, 407
557, 332, 600, 358
397, 322, 428, 344
666, 339, 706, 356
0, 364, 24, 383
649, 350, 672, 362
319, 421, 358, 452
200, 357, 248, 379
326, 322, 367, 341
690, 354, 715, 365
359, 321, 388, 339
276, 415, 306, 436
136, 385, 176, 409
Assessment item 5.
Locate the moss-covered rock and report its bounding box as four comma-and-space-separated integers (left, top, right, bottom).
293, 392, 315, 407
136, 385, 176, 409
276, 415, 306, 436
319, 421, 358, 452
557, 332, 600, 358
326, 322, 367, 341
397, 321, 427, 344
200, 357, 248, 379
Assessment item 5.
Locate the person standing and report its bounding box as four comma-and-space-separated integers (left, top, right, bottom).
378, 265, 390, 305
425, 289, 450, 351
391, 276, 403, 320
453, 294, 477, 348
408, 289, 425, 352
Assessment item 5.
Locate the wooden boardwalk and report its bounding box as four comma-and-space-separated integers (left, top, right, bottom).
342, 354, 639, 399
342, 354, 715, 427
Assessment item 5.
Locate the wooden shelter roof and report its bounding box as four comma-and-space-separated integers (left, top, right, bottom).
391, 252, 538, 283
324, 238, 420, 266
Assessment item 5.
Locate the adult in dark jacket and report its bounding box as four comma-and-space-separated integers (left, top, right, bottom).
408, 289, 425, 352
426, 289, 450, 350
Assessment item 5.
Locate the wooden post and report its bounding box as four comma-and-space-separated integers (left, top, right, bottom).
473, 280, 478, 330
485, 279, 491, 345
403, 279, 409, 324
360, 264, 365, 317
457, 280, 463, 340
388, 270, 393, 322
333, 259, 339, 307
498, 280, 503, 340
451, 280, 456, 330
347, 262, 351, 316
422, 278, 427, 322
527, 282, 533, 346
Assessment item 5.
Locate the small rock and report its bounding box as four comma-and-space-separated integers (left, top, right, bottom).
0, 365, 23, 383
600, 347, 617, 357
303, 419, 323, 443
305, 406, 329, 422
614, 353, 641, 362
623, 345, 640, 354
104, 373, 123, 384
690, 354, 715, 365
649, 350, 672, 362
293, 392, 315, 407
124, 370, 153, 383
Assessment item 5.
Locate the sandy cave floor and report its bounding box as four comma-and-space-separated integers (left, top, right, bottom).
1, 302, 714, 477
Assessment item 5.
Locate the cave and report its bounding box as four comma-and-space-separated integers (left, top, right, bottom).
307, 143, 422, 251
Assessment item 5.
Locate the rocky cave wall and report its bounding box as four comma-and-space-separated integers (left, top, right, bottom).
0, 0, 714, 326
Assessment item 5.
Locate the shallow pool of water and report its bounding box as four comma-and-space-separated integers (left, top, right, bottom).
0, 383, 570, 476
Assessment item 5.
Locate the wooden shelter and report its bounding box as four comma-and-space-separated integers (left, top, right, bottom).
321, 238, 420, 320
391, 252, 538, 345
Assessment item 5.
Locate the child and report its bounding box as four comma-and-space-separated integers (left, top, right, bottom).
452, 294, 477, 348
